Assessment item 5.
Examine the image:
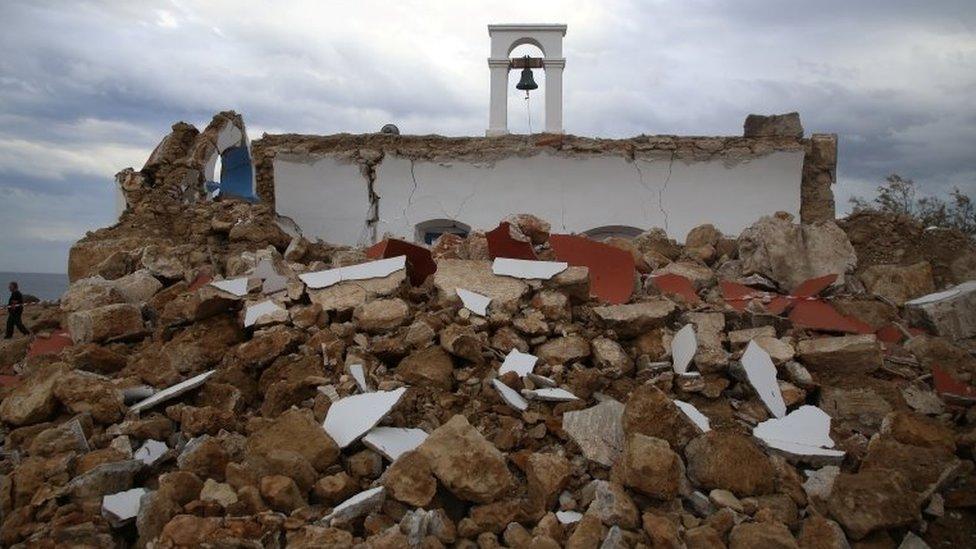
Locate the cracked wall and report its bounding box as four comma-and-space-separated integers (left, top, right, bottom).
265, 133, 807, 245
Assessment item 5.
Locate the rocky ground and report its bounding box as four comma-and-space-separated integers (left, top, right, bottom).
1, 185, 975, 548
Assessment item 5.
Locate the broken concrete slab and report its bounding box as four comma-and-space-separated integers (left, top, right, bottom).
492, 257, 568, 280
753, 405, 844, 463
522, 387, 579, 402
134, 439, 169, 466
128, 370, 215, 414
102, 487, 148, 527
562, 400, 625, 467
457, 288, 491, 316
322, 387, 407, 448
243, 300, 286, 328
498, 348, 538, 377
320, 486, 386, 526
741, 340, 787, 418
493, 379, 528, 411
362, 427, 428, 461
674, 400, 711, 433
904, 280, 976, 340
671, 324, 697, 375
300, 256, 406, 289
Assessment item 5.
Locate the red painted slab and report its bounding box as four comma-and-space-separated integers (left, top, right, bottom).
0, 375, 19, 388
486, 222, 537, 260
187, 273, 213, 292
720, 281, 775, 312
789, 300, 874, 334
876, 324, 906, 344
366, 238, 437, 286
27, 329, 72, 358
549, 234, 635, 304
651, 273, 700, 305
791, 274, 838, 298
932, 364, 976, 402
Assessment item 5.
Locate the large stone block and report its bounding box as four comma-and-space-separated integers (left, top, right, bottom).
905, 280, 976, 340
67, 303, 145, 344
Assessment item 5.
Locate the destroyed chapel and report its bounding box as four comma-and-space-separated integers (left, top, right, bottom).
3, 22, 976, 549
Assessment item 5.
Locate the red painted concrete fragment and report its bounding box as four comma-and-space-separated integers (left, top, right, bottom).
27, 329, 73, 358
549, 234, 635, 304
932, 364, 976, 402
789, 300, 874, 334
486, 222, 537, 260
366, 238, 437, 286
651, 274, 700, 305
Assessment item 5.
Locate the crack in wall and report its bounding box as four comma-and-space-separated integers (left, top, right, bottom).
659, 151, 675, 232
357, 157, 381, 247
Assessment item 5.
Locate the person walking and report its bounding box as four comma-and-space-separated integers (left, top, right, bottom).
5, 281, 29, 339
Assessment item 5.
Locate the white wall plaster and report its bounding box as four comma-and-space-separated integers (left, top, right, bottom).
273, 150, 803, 246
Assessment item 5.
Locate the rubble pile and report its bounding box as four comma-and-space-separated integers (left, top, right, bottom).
1, 196, 976, 548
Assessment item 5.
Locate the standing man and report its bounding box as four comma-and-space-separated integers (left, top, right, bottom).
5, 281, 29, 339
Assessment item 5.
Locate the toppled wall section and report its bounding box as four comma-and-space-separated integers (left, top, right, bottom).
254, 118, 836, 247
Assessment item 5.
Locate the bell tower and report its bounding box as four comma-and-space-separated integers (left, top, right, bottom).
487, 24, 567, 136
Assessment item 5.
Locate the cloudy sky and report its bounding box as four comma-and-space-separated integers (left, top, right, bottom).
1, 0, 974, 272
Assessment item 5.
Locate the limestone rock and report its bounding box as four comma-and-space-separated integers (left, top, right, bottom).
563, 400, 626, 467
535, 335, 590, 366
260, 475, 306, 512
612, 434, 685, 499
826, 469, 920, 540
859, 262, 934, 306
591, 337, 634, 377
525, 452, 572, 511
397, 345, 455, 390
60, 277, 126, 312
592, 300, 675, 338
54, 371, 125, 424
245, 408, 339, 472
418, 415, 514, 503
0, 337, 30, 370
904, 280, 976, 340
583, 480, 638, 529
381, 450, 437, 507
353, 298, 410, 333
744, 112, 803, 138
797, 515, 850, 549
685, 431, 775, 497
738, 214, 856, 290
67, 302, 144, 343
623, 385, 701, 450
729, 521, 798, 549
433, 259, 528, 311
0, 362, 70, 426
797, 335, 882, 374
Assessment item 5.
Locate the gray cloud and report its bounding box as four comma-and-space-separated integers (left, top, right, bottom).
0, 0, 974, 271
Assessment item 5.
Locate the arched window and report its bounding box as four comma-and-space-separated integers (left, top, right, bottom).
415, 219, 471, 245
583, 225, 643, 241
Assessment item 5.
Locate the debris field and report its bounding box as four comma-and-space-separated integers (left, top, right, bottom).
1, 123, 976, 548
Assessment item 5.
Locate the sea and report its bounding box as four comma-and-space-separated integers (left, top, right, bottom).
0, 272, 69, 302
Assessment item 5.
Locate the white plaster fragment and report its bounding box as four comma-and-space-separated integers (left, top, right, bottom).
210, 277, 249, 297
498, 348, 538, 377
216, 123, 243, 153
753, 405, 843, 459
742, 340, 787, 418
299, 256, 406, 289
134, 439, 168, 466
363, 427, 428, 461
254, 259, 288, 295
556, 510, 583, 524
492, 258, 568, 280
674, 399, 711, 433
323, 388, 407, 448
243, 300, 285, 328
348, 363, 369, 392
671, 324, 697, 375
493, 379, 528, 411
321, 486, 385, 525
456, 288, 491, 316
526, 372, 557, 388
129, 370, 215, 414
102, 487, 147, 527
522, 387, 579, 402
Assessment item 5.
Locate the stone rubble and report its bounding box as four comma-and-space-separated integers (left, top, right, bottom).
1, 166, 975, 548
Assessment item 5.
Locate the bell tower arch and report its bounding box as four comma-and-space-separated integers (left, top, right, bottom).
487, 24, 567, 136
